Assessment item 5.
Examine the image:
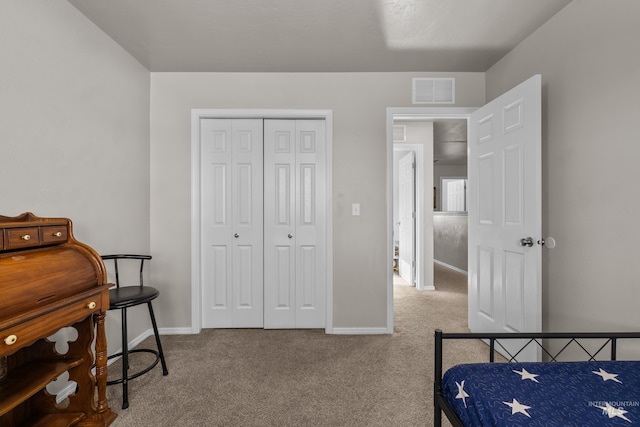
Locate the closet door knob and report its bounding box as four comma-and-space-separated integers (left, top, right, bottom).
234, 233, 240, 238
288, 233, 294, 238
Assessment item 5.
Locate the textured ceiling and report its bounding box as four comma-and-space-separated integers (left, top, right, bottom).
67, 0, 571, 72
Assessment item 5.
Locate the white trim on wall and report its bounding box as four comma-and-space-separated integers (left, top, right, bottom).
331, 327, 389, 335
434, 259, 468, 275
191, 109, 334, 334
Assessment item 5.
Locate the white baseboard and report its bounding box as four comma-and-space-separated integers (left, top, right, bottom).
331, 327, 390, 335
57, 383, 78, 404
434, 259, 468, 275
159, 327, 193, 335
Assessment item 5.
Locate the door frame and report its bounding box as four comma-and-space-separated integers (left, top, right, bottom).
191, 109, 334, 334
386, 107, 475, 333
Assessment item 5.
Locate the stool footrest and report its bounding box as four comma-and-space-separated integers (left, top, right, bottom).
107, 348, 161, 385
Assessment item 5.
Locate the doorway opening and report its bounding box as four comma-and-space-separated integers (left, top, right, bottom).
386, 108, 474, 333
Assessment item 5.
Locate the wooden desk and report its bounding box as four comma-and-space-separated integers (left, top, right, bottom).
0, 213, 116, 427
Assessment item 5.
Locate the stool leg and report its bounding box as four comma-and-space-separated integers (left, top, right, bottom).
147, 302, 168, 375
121, 307, 129, 409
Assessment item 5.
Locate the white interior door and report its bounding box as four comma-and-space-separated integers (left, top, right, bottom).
264, 119, 326, 328
444, 179, 466, 212
468, 75, 542, 361
398, 151, 415, 285
201, 118, 264, 328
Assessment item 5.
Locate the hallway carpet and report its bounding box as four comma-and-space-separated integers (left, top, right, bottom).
106, 264, 487, 426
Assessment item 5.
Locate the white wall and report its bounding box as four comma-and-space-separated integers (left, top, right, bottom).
0, 0, 151, 351
486, 0, 640, 333
150, 72, 484, 329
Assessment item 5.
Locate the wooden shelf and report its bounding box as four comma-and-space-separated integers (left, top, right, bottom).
0, 358, 83, 417
24, 412, 86, 427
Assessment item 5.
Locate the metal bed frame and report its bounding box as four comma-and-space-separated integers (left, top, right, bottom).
434, 329, 640, 427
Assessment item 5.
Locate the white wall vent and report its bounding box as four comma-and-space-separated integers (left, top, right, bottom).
412, 78, 455, 104
393, 125, 406, 142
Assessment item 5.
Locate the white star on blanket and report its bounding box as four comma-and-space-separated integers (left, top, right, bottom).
593, 368, 622, 383
595, 402, 632, 423
454, 381, 469, 408
513, 368, 539, 382
503, 398, 532, 418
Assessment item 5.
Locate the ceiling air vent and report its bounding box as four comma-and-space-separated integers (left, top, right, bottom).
412, 78, 455, 104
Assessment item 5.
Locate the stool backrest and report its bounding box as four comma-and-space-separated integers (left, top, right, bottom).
101, 254, 152, 289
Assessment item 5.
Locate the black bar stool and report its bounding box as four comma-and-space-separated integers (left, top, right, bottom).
101, 254, 169, 409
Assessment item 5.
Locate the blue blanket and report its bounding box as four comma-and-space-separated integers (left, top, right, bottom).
442, 361, 640, 426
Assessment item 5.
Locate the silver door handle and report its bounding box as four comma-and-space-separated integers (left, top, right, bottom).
288, 233, 294, 238
234, 233, 239, 238
519, 237, 534, 247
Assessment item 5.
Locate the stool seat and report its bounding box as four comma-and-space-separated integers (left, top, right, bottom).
110, 286, 159, 308
102, 254, 168, 410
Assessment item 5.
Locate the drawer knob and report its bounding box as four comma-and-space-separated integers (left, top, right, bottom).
53, 231, 62, 237
87, 301, 97, 310
4, 335, 17, 346
21, 234, 31, 241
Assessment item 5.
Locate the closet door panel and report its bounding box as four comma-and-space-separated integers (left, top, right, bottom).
265, 119, 326, 328
295, 120, 326, 328
264, 120, 296, 328
201, 118, 263, 328
201, 119, 233, 327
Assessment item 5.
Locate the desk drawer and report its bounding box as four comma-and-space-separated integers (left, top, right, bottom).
5, 227, 39, 250
0, 296, 103, 357
40, 225, 68, 244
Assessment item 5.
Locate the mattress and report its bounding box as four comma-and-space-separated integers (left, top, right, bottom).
441, 360, 640, 426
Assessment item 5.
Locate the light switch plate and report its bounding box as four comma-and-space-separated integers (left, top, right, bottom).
352, 203, 360, 216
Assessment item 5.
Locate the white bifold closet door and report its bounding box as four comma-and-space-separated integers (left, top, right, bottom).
201, 118, 326, 329
201, 119, 264, 328
264, 119, 326, 328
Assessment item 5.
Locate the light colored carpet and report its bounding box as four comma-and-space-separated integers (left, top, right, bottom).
106, 264, 488, 426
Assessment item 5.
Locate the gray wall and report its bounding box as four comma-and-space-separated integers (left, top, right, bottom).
0, 0, 151, 352
486, 0, 640, 334
150, 72, 484, 329
433, 213, 468, 273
